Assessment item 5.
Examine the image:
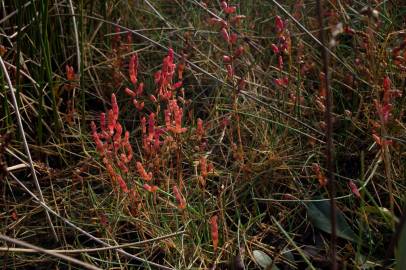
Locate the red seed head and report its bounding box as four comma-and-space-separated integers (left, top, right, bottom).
210, 215, 219, 252
100, 113, 106, 133
66, 65, 75, 81
196, 118, 204, 138
224, 6, 236, 14
278, 55, 284, 69
220, 1, 228, 10
111, 94, 119, 118
229, 33, 238, 44
116, 175, 129, 193
168, 48, 174, 62
271, 44, 279, 54
172, 81, 183, 90
177, 63, 185, 80
143, 183, 152, 192
383, 76, 391, 92
125, 87, 136, 97
234, 46, 244, 58
226, 64, 234, 79
220, 28, 230, 43
223, 55, 232, 63
129, 54, 138, 85
275, 15, 285, 33
173, 185, 186, 209
348, 181, 360, 198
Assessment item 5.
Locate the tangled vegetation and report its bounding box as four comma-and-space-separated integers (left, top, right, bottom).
0, 0, 405, 269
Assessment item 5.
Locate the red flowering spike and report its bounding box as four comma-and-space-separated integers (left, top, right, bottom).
100, 113, 106, 134
220, 28, 230, 43
141, 116, 146, 134
275, 15, 285, 33
111, 94, 119, 119
129, 54, 138, 85
223, 55, 232, 63
143, 184, 158, 193
172, 81, 183, 90
226, 64, 234, 79
107, 109, 116, 135
207, 162, 214, 173
91, 121, 104, 155
177, 63, 185, 80
224, 6, 236, 14
372, 133, 382, 146
168, 48, 174, 62
383, 76, 391, 92
165, 109, 171, 129
113, 122, 123, 143
271, 44, 279, 54
149, 94, 157, 103
196, 118, 204, 138
117, 159, 129, 173
312, 163, 327, 187
154, 71, 162, 84
220, 1, 228, 10
210, 215, 219, 252
148, 113, 156, 140
233, 46, 244, 58
348, 181, 360, 198
278, 55, 284, 69
133, 99, 144, 111
136, 82, 144, 96
166, 99, 187, 134
143, 183, 152, 192
200, 156, 208, 178
173, 185, 186, 209
153, 130, 162, 151
125, 87, 136, 97
229, 33, 238, 44
274, 78, 282, 86
116, 175, 129, 193
66, 65, 75, 81
238, 78, 246, 91
136, 162, 152, 181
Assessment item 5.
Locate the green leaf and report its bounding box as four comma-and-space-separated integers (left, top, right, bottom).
355, 254, 382, 269
307, 200, 357, 242
253, 250, 280, 270
395, 220, 406, 270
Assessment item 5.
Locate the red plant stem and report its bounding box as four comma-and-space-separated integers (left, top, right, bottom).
175, 133, 182, 187
316, 1, 337, 269
225, 23, 244, 163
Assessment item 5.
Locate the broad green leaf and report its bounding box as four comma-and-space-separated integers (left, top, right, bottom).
307, 200, 357, 242
395, 220, 406, 270
253, 250, 280, 270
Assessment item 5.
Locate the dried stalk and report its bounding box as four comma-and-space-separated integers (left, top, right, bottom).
0, 56, 58, 241
315, 1, 337, 269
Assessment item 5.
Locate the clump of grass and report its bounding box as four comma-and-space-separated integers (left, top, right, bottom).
0, 0, 405, 269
